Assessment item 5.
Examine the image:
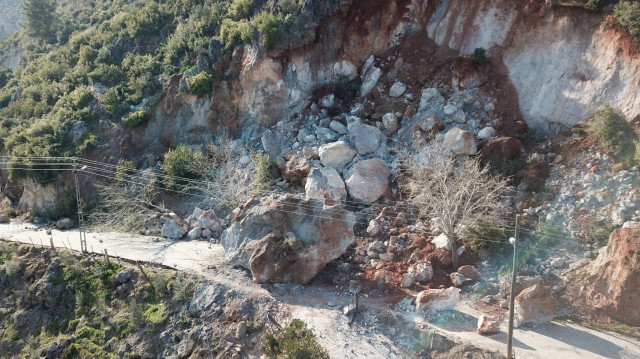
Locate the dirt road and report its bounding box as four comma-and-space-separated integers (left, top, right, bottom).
2, 221, 640, 358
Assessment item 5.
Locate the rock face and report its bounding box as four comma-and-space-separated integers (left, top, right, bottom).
305, 167, 347, 204
221, 194, 355, 284
415, 287, 460, 312
344, 159, 391, 203
319, 141, 356, 170
443, 127, 477, 155
577, 227, 640, 326
514, 284, 555, 327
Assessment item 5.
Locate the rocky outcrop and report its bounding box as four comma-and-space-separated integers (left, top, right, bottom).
344, 158, 391, 203
514, 284, 555, 327
18, 178, 58, 214
420, 0, 640, 135
221, 194, 355, 284
577, 226, 640, 326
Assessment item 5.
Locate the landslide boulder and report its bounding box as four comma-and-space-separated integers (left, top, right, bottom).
577, 225, 640, 326
514, 284, 555, 327
221, 194, 355, 284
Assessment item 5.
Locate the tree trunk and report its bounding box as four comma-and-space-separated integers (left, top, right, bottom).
451, 240, 459, 271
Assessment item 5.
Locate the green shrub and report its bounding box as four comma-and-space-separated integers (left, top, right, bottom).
186, 71, 215, 95
0, 68, 12, 89
471, 47, 487, 65
464, 218, 507, 252
219, 18, 253, 52
264, 319, 329, 359
255, 11, 281, 50
253, 152, 277, 191
586, 0, 619, 10
144, 304, 167, 327
89, 64, 124, 86
615, 1, 640, 41
589, 104, 635, 160
228, 0, 255, 21
162, 145, 207, 190
122, 109, 150, 127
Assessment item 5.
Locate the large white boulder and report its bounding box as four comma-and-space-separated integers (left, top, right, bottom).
345, 159, 391, 203
319, 141, 356, 170
415, 287, 460, 312
162, 220, 185, 240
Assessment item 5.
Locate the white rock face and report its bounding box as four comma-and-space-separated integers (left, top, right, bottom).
319, 141, 356, 170
305, 167, 347, 204
415, 287, 460, 312
443, 127, 477, 155
422, 0, 640, 134
389, 81, 407, 97
345, 159, 391, 203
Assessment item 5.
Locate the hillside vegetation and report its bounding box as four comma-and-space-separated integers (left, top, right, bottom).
0, 0, 308, 182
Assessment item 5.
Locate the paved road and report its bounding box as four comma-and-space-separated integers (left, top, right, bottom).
2, 221, 640, 359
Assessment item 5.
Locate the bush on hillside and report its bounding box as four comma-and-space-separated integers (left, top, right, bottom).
463, 217, 507, 252
186, 71, 215, 95
122, 108, 149, 127
162, 145, 207, 190
264, 319, 330, 359
589, 103, 635, 161
615, 1, 640, 41
255, 11, 281, 50
227, 0, 254, 21
585, 0, 619, 10
471, 47, 487, 65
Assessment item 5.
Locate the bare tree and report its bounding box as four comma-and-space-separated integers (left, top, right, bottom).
88, 165, 164, 232
401, 140, 511, 269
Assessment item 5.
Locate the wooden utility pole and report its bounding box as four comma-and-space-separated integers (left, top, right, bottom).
507, 214, 521, 359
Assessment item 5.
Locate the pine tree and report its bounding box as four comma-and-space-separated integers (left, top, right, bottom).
21, 0, 57, 42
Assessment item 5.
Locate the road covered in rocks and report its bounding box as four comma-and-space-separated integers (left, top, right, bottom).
2, 221, 640, 359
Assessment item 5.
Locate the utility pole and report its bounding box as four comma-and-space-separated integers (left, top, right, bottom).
73, 160, 87, 253
507, 214, 521, 359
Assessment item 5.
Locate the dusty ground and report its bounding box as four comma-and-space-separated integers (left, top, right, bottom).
2, 221, 640, 358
